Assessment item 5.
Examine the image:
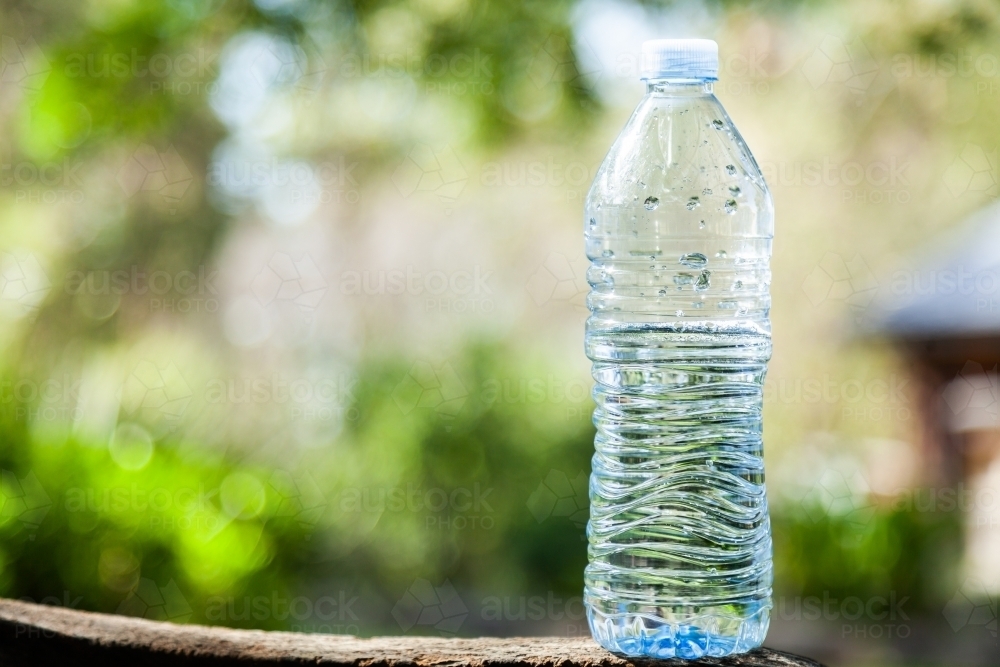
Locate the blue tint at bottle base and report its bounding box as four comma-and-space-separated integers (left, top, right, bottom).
587, 602, 770, 659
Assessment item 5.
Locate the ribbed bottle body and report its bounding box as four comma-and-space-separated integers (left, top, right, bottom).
583, 81, 774, 659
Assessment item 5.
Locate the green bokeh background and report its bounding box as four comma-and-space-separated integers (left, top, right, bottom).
1, 1, 998, 665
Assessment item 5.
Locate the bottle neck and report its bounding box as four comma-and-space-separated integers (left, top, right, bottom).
644, 79, 714, 96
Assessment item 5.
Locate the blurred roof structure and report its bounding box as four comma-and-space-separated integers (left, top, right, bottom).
875, 200, 1000, 489
878, 200, 1000, 343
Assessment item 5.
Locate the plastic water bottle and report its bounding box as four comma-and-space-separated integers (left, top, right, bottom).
584, 39, 773, 659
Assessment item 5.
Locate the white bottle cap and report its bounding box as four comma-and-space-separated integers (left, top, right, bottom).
640, 39, 719, 81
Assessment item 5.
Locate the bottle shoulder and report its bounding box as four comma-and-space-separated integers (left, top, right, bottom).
586, 94, 773, 237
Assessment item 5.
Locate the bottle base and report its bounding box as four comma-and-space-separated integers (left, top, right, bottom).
587, 606, 769, 659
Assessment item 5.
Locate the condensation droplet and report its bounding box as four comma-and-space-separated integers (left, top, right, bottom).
729, 185, 741, 196
725, 164, 736, 175
725, 199, 738, 214
702, 188, 713, 196
686, 196, 701, 210
644, 196, 659, 210
602, 249, 614, 258
733, 280, 743, 290
715, 250, 727, 258
679, 253, 707, 268
658, 289, 666, 296
695, 269, 711, 291
674, 273, 694, 286
699, 220, 706, 229
712, 119, 724, 129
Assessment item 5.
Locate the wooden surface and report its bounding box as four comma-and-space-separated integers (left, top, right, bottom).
0, 597, 824, 666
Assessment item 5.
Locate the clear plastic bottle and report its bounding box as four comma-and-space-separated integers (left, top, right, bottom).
583, 39, 773, 659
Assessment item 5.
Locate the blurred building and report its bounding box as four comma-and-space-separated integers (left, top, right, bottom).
878, 201, 1000, 592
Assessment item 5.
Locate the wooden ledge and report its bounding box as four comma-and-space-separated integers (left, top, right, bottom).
0, 597, 823, 667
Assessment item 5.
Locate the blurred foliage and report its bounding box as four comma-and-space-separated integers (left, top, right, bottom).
772, 506, 963, 611
0, 342, 595, 630
1, 2, 1000, 662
